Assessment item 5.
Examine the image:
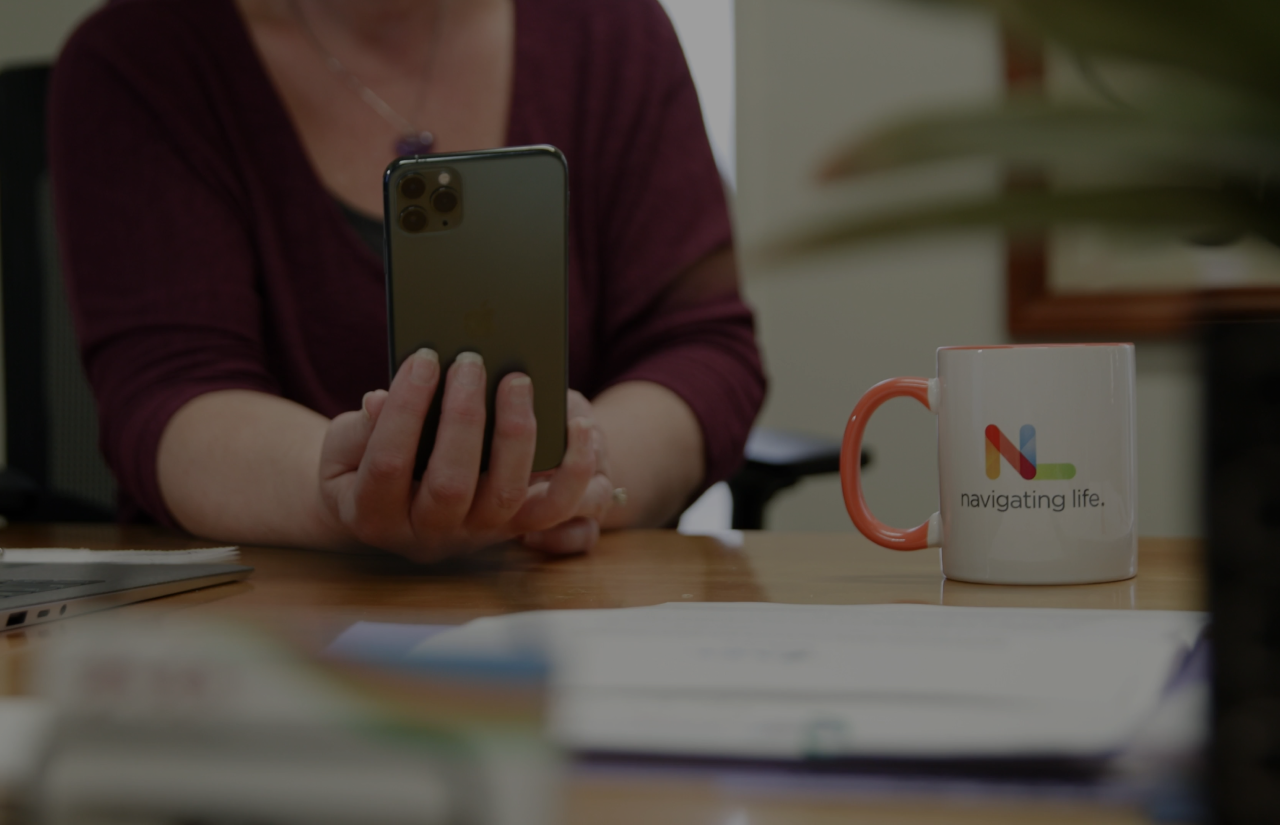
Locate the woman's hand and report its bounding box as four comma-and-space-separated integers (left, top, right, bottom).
519, 389, 617, 554
318, 348, 612, 562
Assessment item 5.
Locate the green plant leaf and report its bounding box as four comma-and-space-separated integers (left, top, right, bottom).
820, 98, 1280, 182
767, 185, 1273, 261
783, 1, 1280, 264
941, 0, 1280, 102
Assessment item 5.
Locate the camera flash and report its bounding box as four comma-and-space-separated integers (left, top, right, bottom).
438, 172, 451, 185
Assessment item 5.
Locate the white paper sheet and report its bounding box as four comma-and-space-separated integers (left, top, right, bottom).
410, 603, 1206, 759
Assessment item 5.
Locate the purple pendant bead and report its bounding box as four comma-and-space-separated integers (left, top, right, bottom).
396, 132, 436, 157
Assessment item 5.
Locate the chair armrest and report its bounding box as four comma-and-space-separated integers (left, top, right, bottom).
744, 428, 843, 476
728, 428, 870, 530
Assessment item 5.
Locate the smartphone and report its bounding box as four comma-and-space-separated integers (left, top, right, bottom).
384, 145, 568, 475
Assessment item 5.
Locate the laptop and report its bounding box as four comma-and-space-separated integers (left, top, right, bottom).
0, 562, 253, 630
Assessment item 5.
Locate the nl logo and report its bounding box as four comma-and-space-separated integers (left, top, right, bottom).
963, 426, 1100, 513
984, 425, 1075, 481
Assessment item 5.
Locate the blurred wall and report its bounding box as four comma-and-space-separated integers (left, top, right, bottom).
0, 0, 100, 467
735, 0, 1204, 537
1, 0, 96, 66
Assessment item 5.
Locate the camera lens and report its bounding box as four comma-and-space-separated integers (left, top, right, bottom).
431, 187, 459, 213
400, 205, 428, 233
399, 175, 427, 200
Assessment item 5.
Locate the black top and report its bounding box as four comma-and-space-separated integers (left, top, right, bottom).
336, 199, 384, 262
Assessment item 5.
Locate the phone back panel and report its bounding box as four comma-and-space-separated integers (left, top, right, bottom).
385, 146, 567, 472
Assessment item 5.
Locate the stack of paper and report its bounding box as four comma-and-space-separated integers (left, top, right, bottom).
404, 603, 1206, 760
0, 547, 239, 564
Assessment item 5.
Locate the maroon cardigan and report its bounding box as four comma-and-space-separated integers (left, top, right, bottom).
50, 0, 766, 525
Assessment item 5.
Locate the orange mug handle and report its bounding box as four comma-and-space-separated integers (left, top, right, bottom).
840, 377, 941, 551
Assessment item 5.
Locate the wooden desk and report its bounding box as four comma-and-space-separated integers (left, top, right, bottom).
0, 526, 1204, 824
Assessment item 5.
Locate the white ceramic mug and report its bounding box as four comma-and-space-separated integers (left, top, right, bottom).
840, 344, 1137, 585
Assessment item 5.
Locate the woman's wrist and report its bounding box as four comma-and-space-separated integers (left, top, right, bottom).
592, 381, 704, 529
308, 471, 367, 551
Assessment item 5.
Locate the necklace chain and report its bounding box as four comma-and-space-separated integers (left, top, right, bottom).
292, 0, 442, 155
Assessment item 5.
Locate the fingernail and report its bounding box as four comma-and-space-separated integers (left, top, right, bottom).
411, 349, 438, 385
509, 374, 532, 402
453, 351, 484, 388
361, 391, 374, 420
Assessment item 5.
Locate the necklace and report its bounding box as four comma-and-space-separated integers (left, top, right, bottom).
292, 0, 442, 156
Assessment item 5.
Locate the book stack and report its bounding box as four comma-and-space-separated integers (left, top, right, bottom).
20, 618, 559, 825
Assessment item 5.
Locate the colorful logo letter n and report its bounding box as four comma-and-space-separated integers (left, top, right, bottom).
985, 425, 1075, 480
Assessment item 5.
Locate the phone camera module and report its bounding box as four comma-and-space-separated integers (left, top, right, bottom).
431, 187, 460, 214
400, 205, 428, 233
399, 174, 427, 200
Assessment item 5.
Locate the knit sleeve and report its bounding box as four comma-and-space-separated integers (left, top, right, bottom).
50, 3, 279, 524
578, 0, 767, 487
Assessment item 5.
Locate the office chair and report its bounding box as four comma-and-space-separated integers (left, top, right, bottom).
728, 428, 863, 530
0, 64, 116, 521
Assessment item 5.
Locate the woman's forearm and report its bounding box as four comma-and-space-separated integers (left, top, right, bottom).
158, 380, 703, 545
591, 381, 705, 528
157, 389, 349, 549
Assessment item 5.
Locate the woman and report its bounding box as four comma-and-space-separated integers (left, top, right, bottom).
50, 0, 765, 560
